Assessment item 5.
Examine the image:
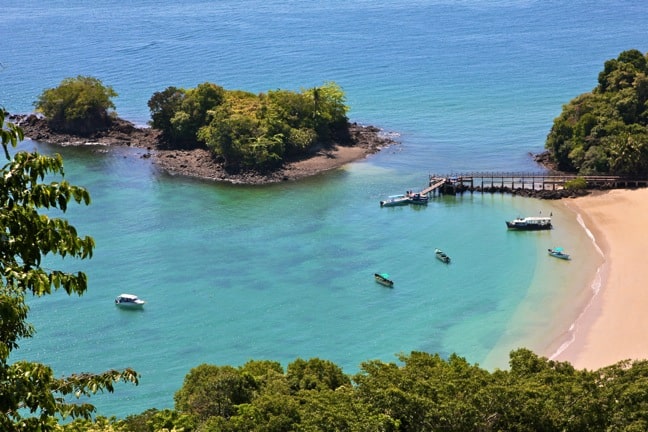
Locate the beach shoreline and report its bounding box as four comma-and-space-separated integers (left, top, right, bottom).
550, 189, 648, 370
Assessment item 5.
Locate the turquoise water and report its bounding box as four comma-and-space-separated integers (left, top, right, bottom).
3, 0, 645, 418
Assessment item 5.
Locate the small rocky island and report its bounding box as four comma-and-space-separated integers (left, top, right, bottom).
12, 114, 397, 184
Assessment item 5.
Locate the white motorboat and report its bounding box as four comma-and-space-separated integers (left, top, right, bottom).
380, 194, 409, 207
506, 216, 552, 230
115, 293, 146, 308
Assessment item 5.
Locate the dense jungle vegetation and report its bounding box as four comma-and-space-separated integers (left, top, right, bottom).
546, 49, 648, 176
147, 81, 350, 172
61, 350, 648, 432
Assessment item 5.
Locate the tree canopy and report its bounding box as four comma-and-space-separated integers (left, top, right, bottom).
60, 349, 648, 432
34, 76, 118, 136
148, 82, 350, 172
546, 49, 648, 176
0, 110, 138, 431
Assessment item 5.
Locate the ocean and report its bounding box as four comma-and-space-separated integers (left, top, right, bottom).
2, 0, 645, 418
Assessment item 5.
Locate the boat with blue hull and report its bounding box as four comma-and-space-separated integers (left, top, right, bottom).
548, 247, 570, 260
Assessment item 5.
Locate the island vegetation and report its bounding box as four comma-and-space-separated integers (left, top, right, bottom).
545, 49, 648, 177
23, 77, 395, 183
34, 76, 118, 136
148, 81, 350, 173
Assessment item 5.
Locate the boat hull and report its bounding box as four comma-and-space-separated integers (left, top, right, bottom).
506, 216, 552, 230
548, 249, 570, 260
374, 273, 394, 287
115, 294, 146, 308
115, 302, 145, 308
506, 223, 552, 230
434, 248, 450, 263
380, 198, 409, 207
408, 197, 428, 205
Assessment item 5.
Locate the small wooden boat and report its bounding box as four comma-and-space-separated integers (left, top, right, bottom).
435, 248, 450, 263
548, 247, 570, 260
374, 273, 394, 287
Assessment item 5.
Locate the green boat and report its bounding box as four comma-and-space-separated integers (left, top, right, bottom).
435, 248, 451, 263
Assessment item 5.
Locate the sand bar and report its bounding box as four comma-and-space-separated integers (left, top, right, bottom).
555, 188, 648, 370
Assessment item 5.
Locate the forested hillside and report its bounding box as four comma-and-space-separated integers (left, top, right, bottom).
59, 349, 648, 432
546, 49, 648, 176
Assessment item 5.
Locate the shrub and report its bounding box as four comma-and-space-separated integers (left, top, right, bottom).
564, 177, 588, 190
34, 76, 117, 135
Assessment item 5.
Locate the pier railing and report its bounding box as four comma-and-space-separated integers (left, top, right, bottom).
424, 172, 648, 194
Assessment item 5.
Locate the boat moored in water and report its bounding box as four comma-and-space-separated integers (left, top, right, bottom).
407, 192, 429, 205
115, 293, 146, 308
435, 248, 451, 263
548, 247, 570, 260
380, 194, 410, 207
374, 273, 394, 287
380, 191, 429, 207
506, 216, 552, 230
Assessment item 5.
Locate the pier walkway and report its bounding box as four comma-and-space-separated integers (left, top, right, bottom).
422, 172, 648, 195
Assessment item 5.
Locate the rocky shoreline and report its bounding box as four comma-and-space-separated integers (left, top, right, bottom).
10, 114, 595, 197
11, 114, 398, 184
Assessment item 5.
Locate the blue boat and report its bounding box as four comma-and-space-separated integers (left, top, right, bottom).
548, 247, 570, 260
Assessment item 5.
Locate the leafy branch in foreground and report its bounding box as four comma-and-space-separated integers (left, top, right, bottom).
0, 109, 138, 431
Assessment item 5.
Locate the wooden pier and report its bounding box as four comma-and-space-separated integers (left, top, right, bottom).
420, 177, 447, 195
422, 172, 648, 196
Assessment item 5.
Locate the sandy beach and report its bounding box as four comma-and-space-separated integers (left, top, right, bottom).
554, 188, 648, 370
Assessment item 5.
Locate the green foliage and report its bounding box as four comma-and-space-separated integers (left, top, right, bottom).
147, 82, 226, 149
173, 364, 257, 421
546, 49, 648, 176
149, 81, 350, 171
65, 348, 648, 432
286, 357, 350, 392
0, 110, 138, 431
111, 409, 195, 432
34, 76, 117, 135
147, 86, 187, 144
564, 177, 588, 190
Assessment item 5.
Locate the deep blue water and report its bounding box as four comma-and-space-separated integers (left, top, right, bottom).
2, 0, 645, 418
